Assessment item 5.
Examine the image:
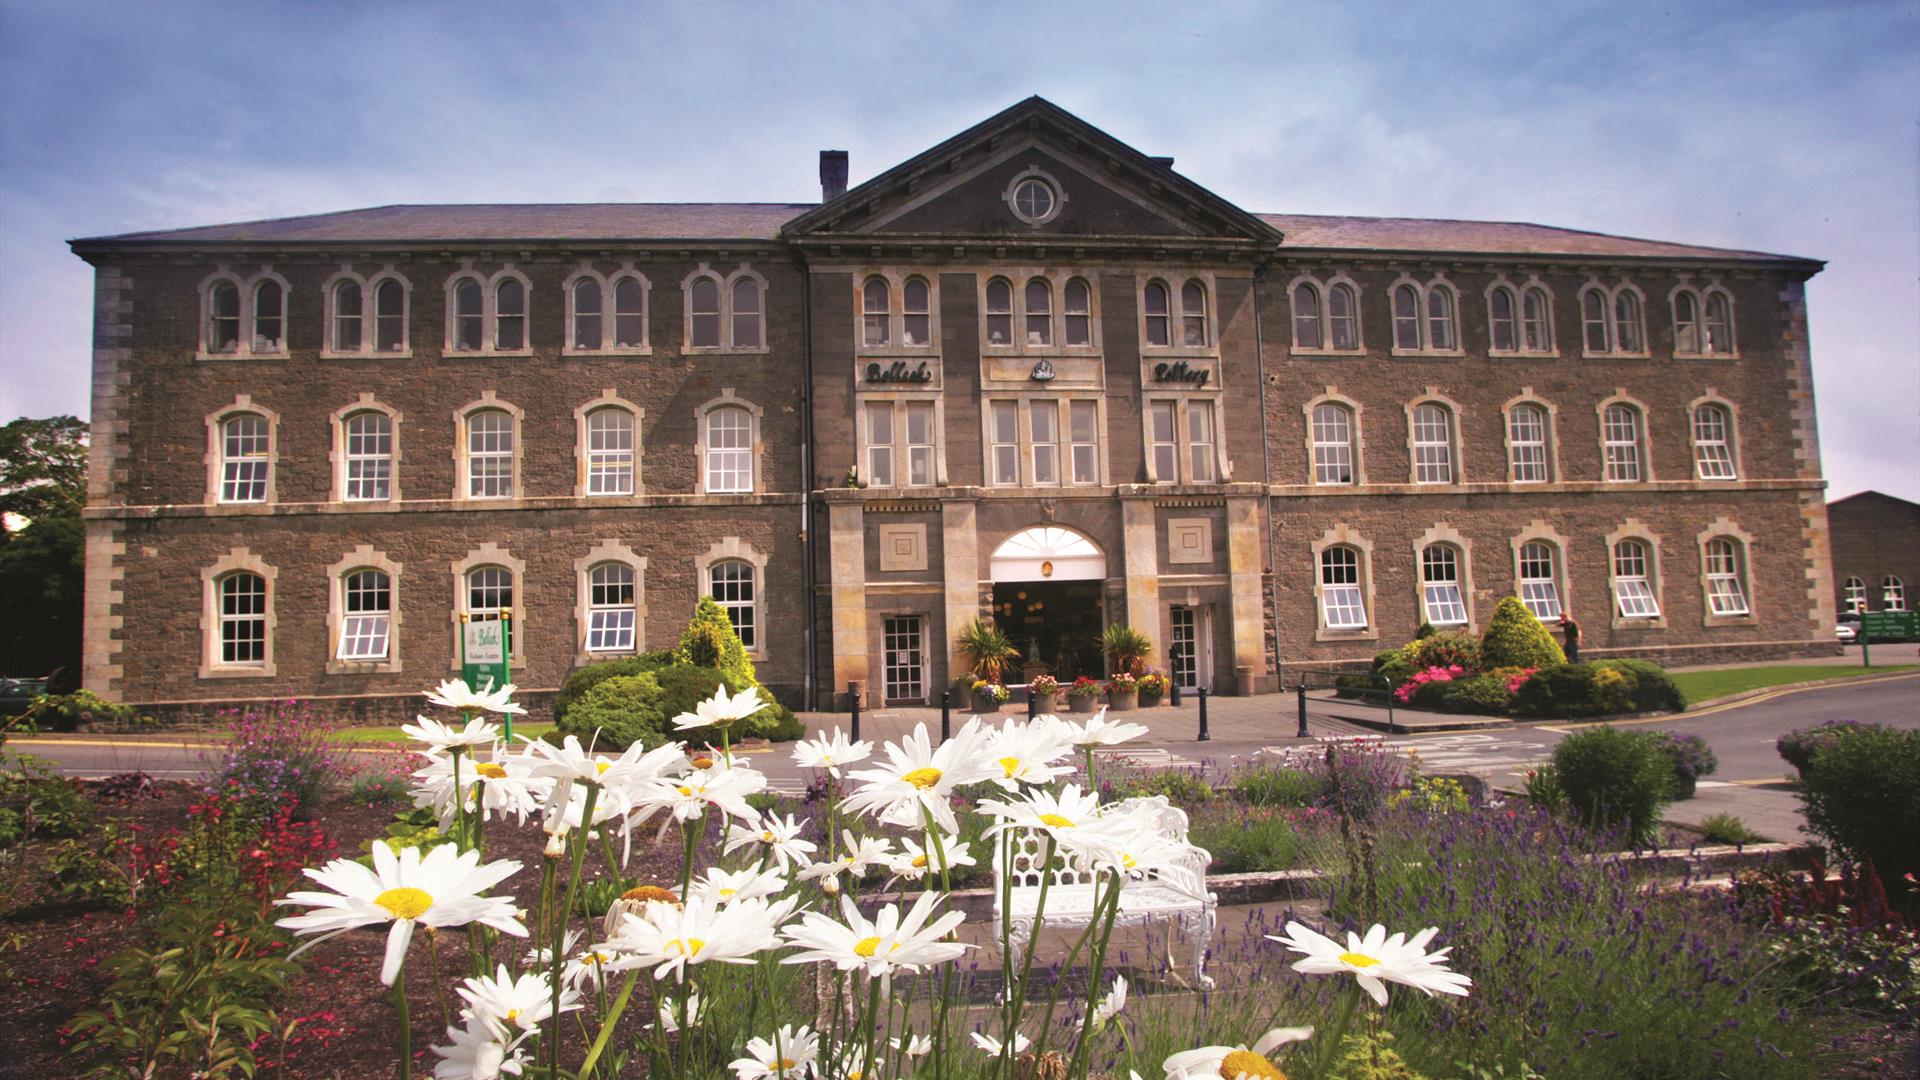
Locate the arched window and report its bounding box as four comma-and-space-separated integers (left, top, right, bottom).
612, 276, 646, 348
862, 276, 891, 347
1063, 278, 1092, 346
709, 559, 757, 646
585, 407, 636, 496
252, 279, 284, 352
1181, 280, 1209, 347
375, 278, 407, 352
1705, 538, 1750, 616
1692, 403, 1737, 480
332, 280, 364, 352
1392, 284, 1421, 349
1421, 544, 1468, 626
903, 277, 932, 346
219, 413, 270, 503
586, 562, 636, 653
1674, 290, 1702, 354
1885, 576, 1908, 611
572, 278, 603, 349
1842, 575, 1867, 612
1704, 291, 1735, 354
453, 278, 485, 351
1612, 539, 1660, 618
1425, 285, 1456, 351
1024, 278, 1052, 346
689, 276, 722, 348
217, 571, 268, 665
1411, 403, 1454, 484
337, 568, 392, 661
1319, 546, 1367, 629
1602, 404, 1643, 482
464, 566, 514, 624
1518, 541, 1562, 619
208, 280, 242, 353
465, 408, 515, 499
1328, 283, 1359, 350
986, 277, 1014, 346
704, 405, 753, 493
1293, 283, 1324, 349
730, 278, 762, 348
1507, 403, 1549, 483
342, 411, 393, 501
1489, 285, 1518, 352
1521, 287, 1551, 352
1613, 291, 1644, 353
494, 278, 525, 350
1311, 403, 1354, 485
1142, 280, 1170, 347
1581, 288, 1611, 353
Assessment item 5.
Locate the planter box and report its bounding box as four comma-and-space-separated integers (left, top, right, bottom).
1107, 689, 1138, 711
1067, 694, 1100, 713
1029, 691, 1058, 714
1138, 690, 1165, 708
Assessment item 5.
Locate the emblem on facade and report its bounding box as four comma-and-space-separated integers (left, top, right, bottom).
1030, 359, 1056, 382
1153, 359, 1211, 386
865, 360, 934, 384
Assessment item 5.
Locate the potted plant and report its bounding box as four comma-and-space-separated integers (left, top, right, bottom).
1066, 675, 1103, 713
1028, 673, 1060, 714
1100, 623, 1153, 678
973, 680, 1011, 713
957, 617, 1020, 685
1654, 731, 1718, 800
1137, 671, 1170, 707
1106, 671, 1140, 711
949, 673, 975, 711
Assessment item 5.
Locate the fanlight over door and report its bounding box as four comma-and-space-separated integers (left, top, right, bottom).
989, 526, 1106, 582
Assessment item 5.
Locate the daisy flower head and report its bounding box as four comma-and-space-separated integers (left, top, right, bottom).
1163, 1026, 1314, 1080
781, 889, 969, 978
635, 759, 766, 827
276, 842, 526, 985
456, 963, 579, 1040
979, 782, 1112, 846
658, 991, 702, 1032
403, 712, 503, 754
729, 1024, 819, 1080
427, 677, 528, 717
985, 716, 1076, 791
971, 1030, 1031, 1056
1065, 707, 1149, 748
411, 744, 545, 828
673, 683, 772, 733
887, 833, 976, 881
520, 734, 687, 794
796, 830, 893, 888
691, 864, 789, 906
791, 726, 874, 777
431, 1016, 530, 1080
826, 1044, 876, 1080
600, 892, 780, 982
891, 1033, 933, 1059
842, 719, 997, 834
600, 883, 681, 938
1268, 921, 1471, 1007
524, 929, 618, 993
1092, 974, 1127, 1029
723, 812, 817, 871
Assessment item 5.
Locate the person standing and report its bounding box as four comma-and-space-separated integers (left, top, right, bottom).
1561, 612, 1581, 663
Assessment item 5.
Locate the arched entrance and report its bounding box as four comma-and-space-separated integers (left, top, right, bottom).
988, 526, 1108, 682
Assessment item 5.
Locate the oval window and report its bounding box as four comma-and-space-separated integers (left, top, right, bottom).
1011, 177, 1056, 223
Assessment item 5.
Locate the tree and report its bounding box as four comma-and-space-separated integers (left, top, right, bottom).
1479, 595, 1567, 670
0, 415, 87, 537
0, 416, 87, 676
675, 595, 757, 686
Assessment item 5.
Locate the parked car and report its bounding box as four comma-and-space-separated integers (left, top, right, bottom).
1835, 613, 1861, 644
0, 677, 48, 717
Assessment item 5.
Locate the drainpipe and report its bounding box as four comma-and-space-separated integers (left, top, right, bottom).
799, 255, 818, 709
1252, 254, 1283, 694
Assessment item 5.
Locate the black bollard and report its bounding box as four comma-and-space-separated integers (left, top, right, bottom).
1296, 682, 1309, 738
1027, 686, 1037, 720
1169, 647, 1183, 706
848, 681, 861, 742
1196, 686, 1210, 741
940, 689, 951, 743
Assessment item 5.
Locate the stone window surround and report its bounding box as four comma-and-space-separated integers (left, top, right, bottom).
329, 393, 403, 504
573, 389, 644, 498
1509, 520, 1575, 625
1668, 278, 1740, 360
1002, 165, 1068, 227
320, 264, 413, 359
1484, 274, 1559, 358
981, 394, 1110, 489
1595, 389, 1656, 484
1285, 271, 1367, 356
1403, 388, 1466, 486
1696, 517, 1758, 627
1687, 390, 1743, 482
1605, 518, 1668, 630
979, 268, 1104, 354
1141, 394, 1227, 485
573, 540, 648, 664
196, 265, 291, 361
1310, 525, 1378, 642
1137, 270, 1221, 358
680, 263, 770, 354
200, 546, 277, 679
1387, 272, 1466, 357
453, 391, 526, 502
203, 394, 280, 509
450, 542, 526, 670
326, 545, 403, 675
1412, 523, 1478, 632
694, 388, 765, 495
854, 269, 943, 356
1577, 278, 1651, 359
442, 262, 535, 358
856, 392, 950, 489
696, 537, 769, 659
1500, 389, 1561, 484
1301, 387, 1368, 487
562, 263, 652, 356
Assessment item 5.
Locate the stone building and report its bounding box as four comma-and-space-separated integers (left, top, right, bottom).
70, 98, 1839, 717
1827, 490, 1918, 614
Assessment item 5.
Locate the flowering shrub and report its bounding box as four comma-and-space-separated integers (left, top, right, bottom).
1502, 666, 1539, 693
1136, 672, 1170, 698
1028, 673, 1060, 694
215, 699, 344, 820
1105, 672, 1139, 694
1394, 663, 1466, 703
1066, 675, 1103, 699
1388, 776, 1471, 814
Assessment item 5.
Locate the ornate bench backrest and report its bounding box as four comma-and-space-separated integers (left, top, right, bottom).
993, 795, 1210, 898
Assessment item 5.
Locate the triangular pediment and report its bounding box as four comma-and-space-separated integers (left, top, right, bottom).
783, 98, 1281, 247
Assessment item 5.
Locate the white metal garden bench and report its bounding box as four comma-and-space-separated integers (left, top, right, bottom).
993, 795, 1218, 988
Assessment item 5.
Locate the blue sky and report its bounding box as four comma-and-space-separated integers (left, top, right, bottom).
2, 0, 1914, 499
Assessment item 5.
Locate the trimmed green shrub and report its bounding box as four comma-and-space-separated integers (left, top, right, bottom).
1796, 724, 1920, 890
552, 651, 674, 726
1651, 731, 1717, 798
1551, 725, 1673, 846
1479, 595, 1566, 670
1777, 720, 1878, 779
1407, 631, 1481, 674
1233, 765, 1322, 808
560, 673, 670, 748
676, 596, 756, 686
1434, 674, 1514, 715
1593, 658, 1685, 712
1697, 812, 1761, 845
1512, 660, 1683, 719
1371, 646, 1415, 689
556, 663, 799, 748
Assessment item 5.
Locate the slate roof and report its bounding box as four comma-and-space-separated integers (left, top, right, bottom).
73, 203, 1815, 265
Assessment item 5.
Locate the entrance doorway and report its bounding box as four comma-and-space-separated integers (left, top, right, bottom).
1170, 605, 1209, 690
882, 616, 925, 704
991, 580, 1106, 682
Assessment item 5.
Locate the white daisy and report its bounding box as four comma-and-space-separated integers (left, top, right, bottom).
723, 812, 817, 871
891, 1033, 933, 1059
795, 830, 893, 887
634, 760, 766, 827
1065, 707, 1150, 748
780, 889, 969, 977
431, 1017, 530, 1079
979, 783, 1116, 850
1268, 921, 1472, 1007
403, 713, 504, 753
599, 893, 782, 981
427, 678, 528, 717
690, 864, 788, 906
411, 744, 546, 828
985, 716, 1076, 791
886, 833, 976, 882
1092, 974, 1127, 1029
456, 963, 580, 1040
728, 1024, 818, 1079
519, 733, 687, 792
522, 929, 618, 993
672, 683, 771, 732
657, 991, 701, 1032
276, 842, 526, 985
970, 1030, 1030, 1056
842, 719, 997, 834
791, 726, 874, 777
1163, 1026, 1314, 1080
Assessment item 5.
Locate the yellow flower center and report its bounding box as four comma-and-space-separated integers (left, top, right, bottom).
595, 760, 612, 775
902, 767, 943, 789
474, 763, 508, 779
911, 854, 929, 868
853, 935, 883, 957
691, 756, 715, 770
999, 756, 1022, 777
504, 1008, 521, 1024
718, 888, 737, 898
762, 831, 777, 842
677, 785, 695, 796
1039, 813, 1075, 828
1338, 951, 1381, 968
1219, 1049, 1287, 1080
778, 1060, 798, 1071
622, 885, 679, 905
373, 887, 433, 920
668, 937, 704, 956
1121, 853, 1138, 869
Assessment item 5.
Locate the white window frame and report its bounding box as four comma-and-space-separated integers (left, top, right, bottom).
586, 562, 638, 653
1028, 399, 1060, 486
449, 544, 524, 669
1409, 400, 1457, 485
197, 267, 291, 361
563, 265, 651, 356
1144, 396, 1225, 484
1842, 575, 1867, 612
204, 396, 278, 507
1139, 274, 1218, 356
980, 271, 1099, 354
339, 403, 398, 503
326, 545, 402, 674
1506, 401, 1551, 484
982, 396, 1105, 487
696, 390, 762, 494
1316, 542, 1371, 633
698, 536, 769, 657
1310, 402, 1357, 486
682, 264, 769, 354
1516, 540, 1563, 621
337, 568, 394, 661
218, 413, 271, 504
443, 265, 535, 357
1601, 401, 1647, 483
1611, 539, 1662, 620
200, 548, 276, 679
322, 266, 412, 358
1389, 275, 1464, 356
859, 396, 943, 489
1420, 544, 1469, 627
1703, 538, 1750, 617
577, 394, 641, 497
461, 404, 519, 501
1671, 283, 1739, 358
709, 559, 757, 649
1690, 400, 1739, 481
1884, 576, 1907, 611
572, 542, 646, 662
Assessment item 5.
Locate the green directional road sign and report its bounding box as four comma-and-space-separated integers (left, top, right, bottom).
1861, 610, 1919, 642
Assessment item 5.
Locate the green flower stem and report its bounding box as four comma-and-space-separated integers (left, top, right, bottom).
423, 928, 451, 1030
392, 958, 412, 1080
1003, 834, 1058, 1077
920, 807, 955, 1080
552, 781, 600, 1080
679, 810, 702, 898
1028, 875, 1109, 1065
576, 968, 640, 1079
1312, 982, 1365, 1079
859, 972, 884, 1080
1065, 870, 1124, 1079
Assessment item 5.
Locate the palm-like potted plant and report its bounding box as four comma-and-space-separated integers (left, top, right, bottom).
1066, 675, 1103, 713
957, 617, 1020, 686
1100, 623, 1153, 678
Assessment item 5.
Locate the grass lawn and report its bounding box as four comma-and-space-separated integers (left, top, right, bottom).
1671, 663, 1917, 704
325, 721, 556, 745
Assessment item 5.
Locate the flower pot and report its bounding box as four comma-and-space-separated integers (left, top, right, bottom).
1068, 694, 1100, 713
949, 683, 973, 711
1138, 689, 1165, 708
1107, 689, 1138, 711
1030, 690, 1058, 714
1671, 774, 1698, 801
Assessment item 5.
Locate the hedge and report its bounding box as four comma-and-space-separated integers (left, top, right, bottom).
1551, 725, 1673, 846
1480, 595, 1566, 670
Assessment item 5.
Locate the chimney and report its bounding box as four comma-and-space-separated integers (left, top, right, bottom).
1149, 156, 1175, 171
819, 150, 849, 202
